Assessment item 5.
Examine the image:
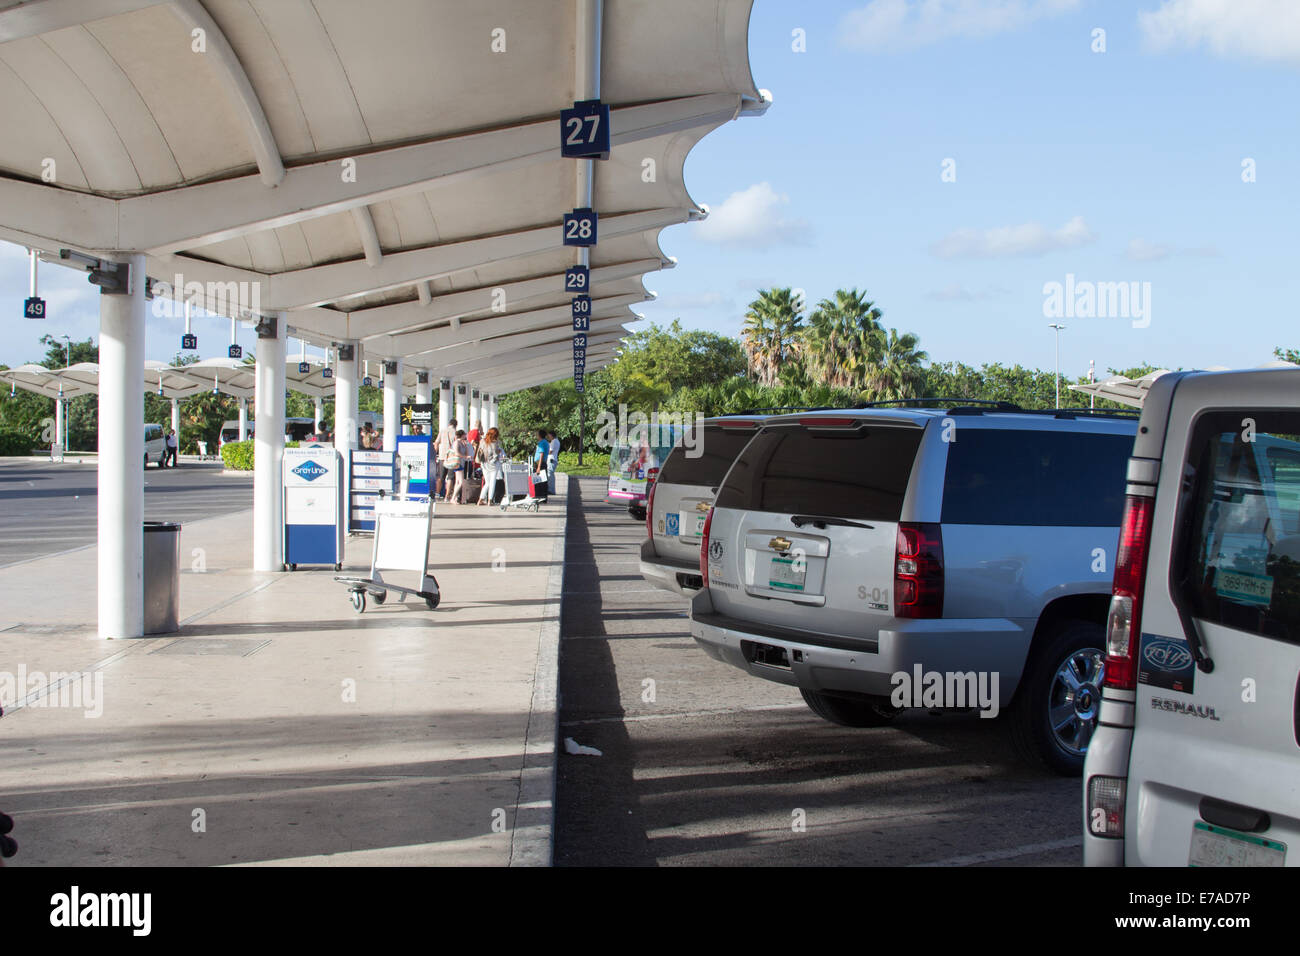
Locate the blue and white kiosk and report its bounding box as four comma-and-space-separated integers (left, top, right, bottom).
283, 445, 345, 570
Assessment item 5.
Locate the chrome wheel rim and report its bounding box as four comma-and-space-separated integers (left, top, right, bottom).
1048, 648, 1104, 756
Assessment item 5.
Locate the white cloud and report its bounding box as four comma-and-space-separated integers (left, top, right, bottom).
1139, 0, 1300, 64
695, 182, 811, 248
838, 0, 1080, 52
1125, 238, 1172, 262
1124, 238, 1222, 261
931, 215, 1095, 258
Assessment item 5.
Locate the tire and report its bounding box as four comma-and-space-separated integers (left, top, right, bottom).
1008, 619, 1105, 776
629, 506, 646, 522
423, 579, 440, 609
335, 563, 342, 572
800, 689, 903, 727
372, 590, 386, 604
350, 590, 365, 614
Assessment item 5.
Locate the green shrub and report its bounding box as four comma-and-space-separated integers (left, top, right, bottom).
0, 429, 35, 456
219, 439, 301, 471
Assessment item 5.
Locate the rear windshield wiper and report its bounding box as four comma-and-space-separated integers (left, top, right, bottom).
791, 515, 874, 530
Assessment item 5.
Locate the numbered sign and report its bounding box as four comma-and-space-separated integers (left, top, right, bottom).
322, 368, 333, 379
565, 266, 590, 293
571, 296, 591, 330
573, 355, 586, 371
572, 333, 588, 349
298, 361, 310, 374
363, 376, 373, 387
228, 344, 242, 359
574, 372, 585, 393
563, 207, 597, 247
560, 100, 611, 160
573, 348, 587, 362
181, 333, 198, 350
24, 296, 46, 319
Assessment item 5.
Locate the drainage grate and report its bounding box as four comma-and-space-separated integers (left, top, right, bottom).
149, 639, 269, 657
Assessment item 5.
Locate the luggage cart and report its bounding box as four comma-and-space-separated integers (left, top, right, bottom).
333, 492, 440, 613
500, 462, 540, 512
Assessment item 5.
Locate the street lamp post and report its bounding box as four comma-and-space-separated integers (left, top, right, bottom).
60, 334, 71, 453
1048, 323, 1066, 409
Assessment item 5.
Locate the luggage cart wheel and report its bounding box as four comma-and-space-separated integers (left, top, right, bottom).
372, 590, 386, 604
423, 584, 440, 610
350, 590, 366, 614
335, 563, 342, 572
289, 563, 297, 571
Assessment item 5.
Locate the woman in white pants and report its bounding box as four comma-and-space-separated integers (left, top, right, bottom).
476, 426, 504, 506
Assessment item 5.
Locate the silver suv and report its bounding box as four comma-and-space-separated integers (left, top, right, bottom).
1084, 367, 1300, 865
640, 415, 773, 596
689, 404, 1139, 774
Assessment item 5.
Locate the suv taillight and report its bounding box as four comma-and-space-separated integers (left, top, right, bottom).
895, 523, 943, 618
1104, 494, 1155, 690
699, 508, 714, 588
646, 473, 657, 538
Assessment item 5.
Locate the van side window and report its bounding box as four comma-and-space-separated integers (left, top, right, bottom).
1177, 412, 1300, 642
941, 429, 1133, 526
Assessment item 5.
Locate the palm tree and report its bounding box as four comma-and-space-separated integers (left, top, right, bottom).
869, 328, 930, 401
796, 289, 885, 389
742, 288, 804, 386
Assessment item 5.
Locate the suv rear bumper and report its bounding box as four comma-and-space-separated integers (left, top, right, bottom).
638, 538, 704, 596
689, 591, 1028, 705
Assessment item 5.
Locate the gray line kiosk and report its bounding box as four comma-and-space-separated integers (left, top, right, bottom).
283, 446, 345, 571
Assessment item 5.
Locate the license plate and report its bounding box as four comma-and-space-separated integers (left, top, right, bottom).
1189, 822, 1285, 867
680, 512, 707, 540
768, 556, 806, 592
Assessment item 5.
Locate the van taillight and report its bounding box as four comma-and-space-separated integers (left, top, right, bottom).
646, 474, 657, 538
699, 508, 714, 588
1104, 494, 1155, 691
895, 523, 943, 618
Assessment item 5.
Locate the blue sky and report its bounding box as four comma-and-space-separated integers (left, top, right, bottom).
640, 0, 1300, 378
3, 0, 1298, 381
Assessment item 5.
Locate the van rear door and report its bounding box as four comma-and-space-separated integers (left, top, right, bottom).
1128, 377, 1300, 866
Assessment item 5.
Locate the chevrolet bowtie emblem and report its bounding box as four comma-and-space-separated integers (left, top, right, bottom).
769, 537, 792, 551
696, 501, 711, 512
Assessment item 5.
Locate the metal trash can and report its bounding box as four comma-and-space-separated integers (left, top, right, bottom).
143, 521, 181, 635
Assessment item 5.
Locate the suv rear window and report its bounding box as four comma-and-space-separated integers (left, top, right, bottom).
657, 425, 758, 488
714, 423, 922, 521
942, 428, 1132, 526
1177, 412, 1300, 642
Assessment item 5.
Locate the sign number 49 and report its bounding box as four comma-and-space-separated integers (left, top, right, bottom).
24, 296, 45, 319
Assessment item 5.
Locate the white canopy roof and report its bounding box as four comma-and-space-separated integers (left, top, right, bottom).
0, 0, 767, 391
1069, 361, 1299, 408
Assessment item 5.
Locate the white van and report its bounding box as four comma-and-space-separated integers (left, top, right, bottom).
1084, 367, 1300, 865
144, 423, 167, 467
219, 420, 252, 446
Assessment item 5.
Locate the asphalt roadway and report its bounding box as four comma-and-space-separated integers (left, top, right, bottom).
554, 476, 1082, 867
0, 460, 253, 568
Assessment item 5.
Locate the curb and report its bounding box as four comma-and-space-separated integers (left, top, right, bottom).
508, 471, 566, 866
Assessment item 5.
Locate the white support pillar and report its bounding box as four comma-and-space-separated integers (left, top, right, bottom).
469, 388, 481, 432
253, 313, 287, 572
438, 377, 452, 433
454, 383, 467, 430
170, 398, 180, 444
238, 398, 248, 441
334, 342, 360, 454
54, 395, 65, 453
98, 253, 146, 639
383, 359, 402, 444
414, 372, 431, 407
314, 396, 323, 434
488, 395, 498, 430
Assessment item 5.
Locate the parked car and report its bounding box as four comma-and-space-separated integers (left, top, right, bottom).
607, 427, 681, 521
144, 423, 167, 467
219, 419, 252, 447
641, 415, 774, 596
688, 404, 1139, 774
1084, 367, 1300, 865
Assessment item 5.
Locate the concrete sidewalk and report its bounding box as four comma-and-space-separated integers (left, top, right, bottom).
0, 476, 567, 866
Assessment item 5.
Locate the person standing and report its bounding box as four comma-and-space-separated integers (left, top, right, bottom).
165, 428, 179, 468
360, 422, 376, 450
476, 427, 504, 506
532, 428, 550, 503
547, 430, 560, 484
435, 417, 458, 500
